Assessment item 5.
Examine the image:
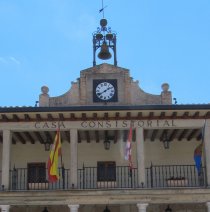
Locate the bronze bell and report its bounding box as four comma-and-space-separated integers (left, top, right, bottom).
98, 42, 112, 60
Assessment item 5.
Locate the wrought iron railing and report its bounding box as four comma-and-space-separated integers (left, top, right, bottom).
9, 167, 70, 190
78, 165, 138, 189
2, 164, 206, 191
145, 164, 206, 188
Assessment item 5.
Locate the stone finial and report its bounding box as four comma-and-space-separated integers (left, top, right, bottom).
161, 83, 169, 92
41, 86, 49, 94
39, 86, 50, 107
161, 83, 172, 104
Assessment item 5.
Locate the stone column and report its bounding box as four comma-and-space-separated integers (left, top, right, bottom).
1, 130, 12, 190
203, 120, 210, 186
68, 204, 79, 212
136, 127, 145, 187
137, 203, 148, 212
70, 129, 78, 188
0, 205, 10, 212
206, 202, 210, 212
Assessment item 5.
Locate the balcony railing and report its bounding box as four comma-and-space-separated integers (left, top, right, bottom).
145, 164, 206, 188
0, 164, 206, 191
78, 166, 138, 189
9, 167, 70, 190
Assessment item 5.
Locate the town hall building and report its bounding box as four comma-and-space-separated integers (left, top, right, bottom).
0, 16, 210, 212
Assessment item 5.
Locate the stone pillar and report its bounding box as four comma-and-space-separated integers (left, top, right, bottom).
137, 203, 148, 212
204, 120, 210, 186
1, 130, 12, 190
39, 86, 49, 107
206, 202, 210, 212
0, 205, 10, 212
136, 127, 145, 187
70, 129, 78, 188
68, 204, 79, 212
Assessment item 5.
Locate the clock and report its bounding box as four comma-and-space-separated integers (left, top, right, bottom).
93, 79, 118, 102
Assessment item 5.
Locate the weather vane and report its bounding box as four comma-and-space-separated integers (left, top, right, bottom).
99, 0, 107, 18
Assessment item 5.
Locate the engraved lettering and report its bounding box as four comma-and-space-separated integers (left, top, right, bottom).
58, 121, 66, 129
172, 120, 176, 127
89, 121, 96, 128
106, 121, 111, 128
52, 121, 57, 128
147, 120, 152, 127
138, 121, 144, 127
81, 121, 87, 128
35, 122, 40, 129
98, 121, 103, 128
163, 120, 170, 127
43, 122, 50, 128
122, 120, 128, 127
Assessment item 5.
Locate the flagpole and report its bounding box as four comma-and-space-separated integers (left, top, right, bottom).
58, 128, 65, 189
201, 119, 207, 186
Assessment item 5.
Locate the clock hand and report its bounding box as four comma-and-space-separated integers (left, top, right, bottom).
97, 87, 112, 96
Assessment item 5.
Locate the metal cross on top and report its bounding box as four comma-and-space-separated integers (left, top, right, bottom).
99, 0, 107, 18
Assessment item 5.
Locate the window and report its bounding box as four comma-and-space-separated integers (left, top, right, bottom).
28, 163, 46, 183
97, 161, 116, 181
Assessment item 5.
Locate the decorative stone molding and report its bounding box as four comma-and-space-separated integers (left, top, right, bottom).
39, 63, 173, 107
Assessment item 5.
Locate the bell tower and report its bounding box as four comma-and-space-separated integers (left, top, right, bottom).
92, 2, 117, 66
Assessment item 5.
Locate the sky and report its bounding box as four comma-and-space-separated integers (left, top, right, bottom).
0, 0, 210, 107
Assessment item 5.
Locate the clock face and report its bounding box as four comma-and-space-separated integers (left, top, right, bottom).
96, 82, 115, 100
93, 79, 118, 102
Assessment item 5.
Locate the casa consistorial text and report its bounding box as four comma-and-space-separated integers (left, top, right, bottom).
34, 119, 176, 129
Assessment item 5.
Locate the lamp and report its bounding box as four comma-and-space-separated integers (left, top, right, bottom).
44, 136, 51, 151
103, 206, 111, 212
104, 138, 111, 150
163, 131, 170, 149
165, 205, 172, 212
42, 207, 49, 212
104, 131, 113, 150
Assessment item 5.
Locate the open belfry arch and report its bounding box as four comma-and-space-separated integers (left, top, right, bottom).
0, 5, 210, 212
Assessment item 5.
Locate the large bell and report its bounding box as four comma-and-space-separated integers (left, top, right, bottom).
98, 43, 112, 60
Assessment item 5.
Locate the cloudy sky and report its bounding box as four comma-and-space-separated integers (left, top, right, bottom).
0, 0, 209, 106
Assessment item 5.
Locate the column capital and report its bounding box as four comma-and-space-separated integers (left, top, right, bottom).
137, 203, 149, 211
206, 202, 210, 212
206, 202, 210, 207
0, 205, 10, 212
68, 204, 80, 212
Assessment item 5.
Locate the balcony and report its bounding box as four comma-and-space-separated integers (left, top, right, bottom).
0, 165, 206, 191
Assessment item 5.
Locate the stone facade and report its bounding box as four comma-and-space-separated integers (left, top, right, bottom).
39, 63, 172, 107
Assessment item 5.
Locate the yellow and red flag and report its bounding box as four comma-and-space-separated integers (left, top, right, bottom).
47, 129, 62, 182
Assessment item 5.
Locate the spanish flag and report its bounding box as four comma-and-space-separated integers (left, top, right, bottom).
47, 129, 62, 182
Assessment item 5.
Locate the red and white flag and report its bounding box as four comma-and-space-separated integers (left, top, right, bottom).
125, 124, 133, 170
